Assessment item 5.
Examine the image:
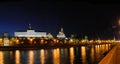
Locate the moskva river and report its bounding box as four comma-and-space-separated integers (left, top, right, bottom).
0, 44, 113, 64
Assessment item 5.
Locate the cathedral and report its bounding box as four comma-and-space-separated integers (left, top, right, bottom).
57, 28, 66, 38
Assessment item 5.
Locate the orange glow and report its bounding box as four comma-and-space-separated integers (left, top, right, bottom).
0, 38, 2, 41
0, 38, 2, 42
0, 51, 3, 64
90, 46, 94, 62
53, 39, 57, 43
16, 39, 19, 44
70, 39, 73, 42
109, 44, 111, 49
56, 40, 59, 43
53, 48, 60, 64
95, 45, 98, 50
95, 45, 100, 54
81, 40, 85, 43
10, 51, 13, 58
119, 19, 120, 25
29, 38, 33, 44
40, 49, 45, 64
40, 39, 44, 44
81, 46, 86, 63
27, 37, 30, 40
0, 38, 2, 45
101, 45, 105, 52
9, 41, 12, 45
15, 50, 20, 64
21, 41, 24, 44
106, 44, 109, 51
70, 47, 74, 64
33, 41, 36, 44
45, 37, 48, 40
89, 40, 94, 43
29, 51, 34, 64
28, 38, 34, 44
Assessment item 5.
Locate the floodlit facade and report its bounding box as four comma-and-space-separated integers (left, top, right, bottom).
14, 24, 47, 37
57, 28, 66, 38
15, 30, 47, 37
47, 33, 53, 39
3, 32, 9, 46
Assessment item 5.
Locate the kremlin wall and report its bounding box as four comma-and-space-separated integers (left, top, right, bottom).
15, 24, 66, 38
0, 24, 116, 47
0, 24, 67, 46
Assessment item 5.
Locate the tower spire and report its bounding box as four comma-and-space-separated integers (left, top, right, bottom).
61, 27, 63, 32
29, 24, 32, 30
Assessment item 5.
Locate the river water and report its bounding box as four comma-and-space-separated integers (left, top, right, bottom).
0, 44, 113, 64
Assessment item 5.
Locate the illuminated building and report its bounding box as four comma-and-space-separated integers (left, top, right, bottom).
46, 33, 53, 39
57, 28, 66, 38
3, 32, 10, 46
14, 24, 47, 37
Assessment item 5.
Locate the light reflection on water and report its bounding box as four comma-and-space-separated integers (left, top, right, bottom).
40, 49, 45, 64
15, 50, 20, 64
90, 46, 95, 63
53, 48, 60, 64
0, 51, 3, 64
81, 46, 86, 64
0, 44, 113, 64
29, 51, 34, 64
70, 47, 74, 64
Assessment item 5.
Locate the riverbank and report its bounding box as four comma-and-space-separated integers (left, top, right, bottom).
0, 43, 114, 51
0, 45, 79, 50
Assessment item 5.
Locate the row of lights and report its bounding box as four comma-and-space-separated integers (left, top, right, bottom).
0, 37, 116, 46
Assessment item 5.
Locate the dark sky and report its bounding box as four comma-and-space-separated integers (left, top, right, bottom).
0, 1, 119, 39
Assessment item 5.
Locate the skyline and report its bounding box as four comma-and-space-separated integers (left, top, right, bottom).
0, 1, 119, 39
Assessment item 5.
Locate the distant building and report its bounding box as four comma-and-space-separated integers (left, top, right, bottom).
14, 24, 47, 37
47, 33, 53, 39
3, 32, 9, 46
57, 28, 66, 38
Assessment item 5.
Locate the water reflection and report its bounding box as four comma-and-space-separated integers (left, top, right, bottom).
95, 45, 100, 54
53, 48, 60, 64
10, 51, 13, 58
29, 51, 34, 64
0, 51, 3, 64
15, 50, 20, 64
90, 46, 95, 63
106, 44, 109, 51
40, 49, 45, 64
60, 48, 69, 64
81, 46, 87, 64
69, 47, 75, 64
0, 44, 113, 64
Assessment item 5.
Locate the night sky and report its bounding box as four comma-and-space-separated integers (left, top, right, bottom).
0, 1, 119, 39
